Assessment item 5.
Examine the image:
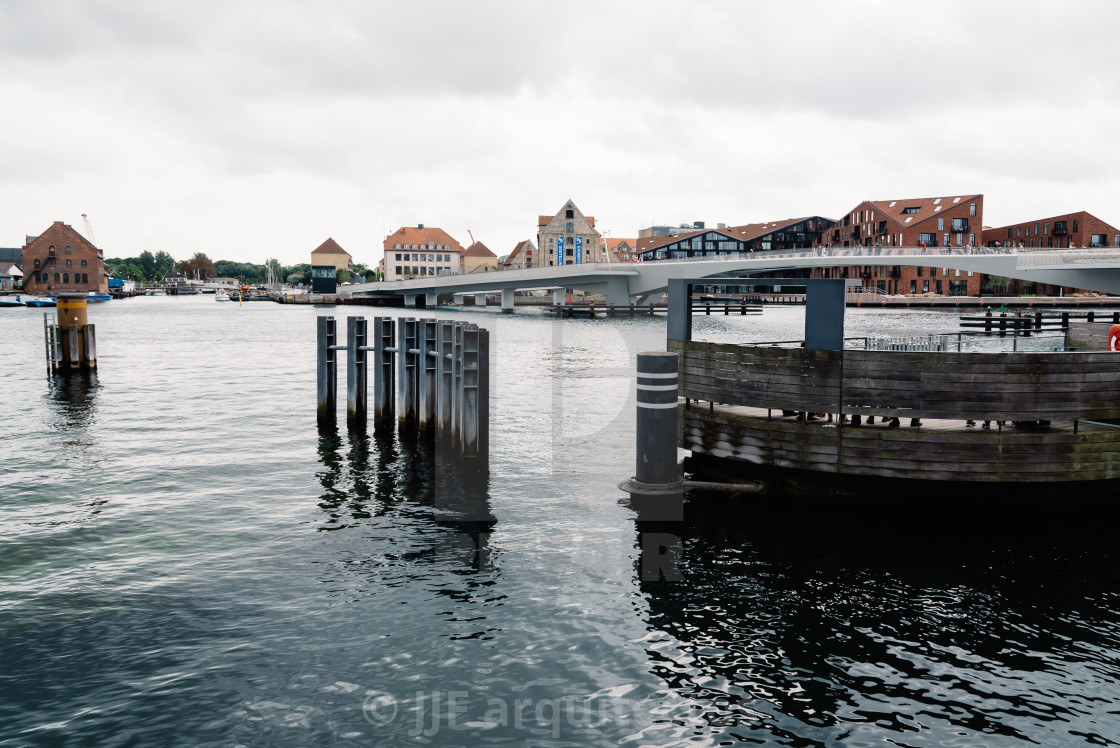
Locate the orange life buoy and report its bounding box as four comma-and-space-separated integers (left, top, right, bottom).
1110, 325, 1120, 352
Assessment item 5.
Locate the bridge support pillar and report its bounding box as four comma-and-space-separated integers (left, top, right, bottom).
404, 293, 418, 307
475, 293, 487, 307
501, 287, 515, 312
605, 275, 630, 306
425, 292, 439, 308
553, 289, 565, 306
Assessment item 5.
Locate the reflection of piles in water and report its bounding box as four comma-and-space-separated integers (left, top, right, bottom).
45, 372, 101, 436
316, 423, 495, 570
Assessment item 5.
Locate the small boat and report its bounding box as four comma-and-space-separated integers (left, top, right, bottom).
23, 296, 56, 307
87, 292, 112, 302
149, 289, 167, 297
0, 296, 24, 308
215, 292, 231, 302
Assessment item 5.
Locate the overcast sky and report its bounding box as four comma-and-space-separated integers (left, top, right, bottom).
3, 0, 1118, 266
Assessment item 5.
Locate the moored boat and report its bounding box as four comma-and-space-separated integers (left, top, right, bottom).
215, 292, 231, 302
23, 296, 56, 307
0, 295, 24, 307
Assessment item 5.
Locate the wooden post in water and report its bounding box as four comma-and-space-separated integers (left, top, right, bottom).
317, 315, 337, 423
346, 316, 367, 427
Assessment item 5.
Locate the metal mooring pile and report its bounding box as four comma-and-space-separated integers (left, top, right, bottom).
316, 316, 489, 458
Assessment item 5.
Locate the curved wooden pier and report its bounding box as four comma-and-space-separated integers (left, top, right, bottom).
672, 340, 1120, 497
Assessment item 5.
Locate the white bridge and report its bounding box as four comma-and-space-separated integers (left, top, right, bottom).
346, 247, 1120, 308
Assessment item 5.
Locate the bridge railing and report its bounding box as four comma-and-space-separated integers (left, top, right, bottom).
645, 245, 1021, 264
1014, 248, 1120, 266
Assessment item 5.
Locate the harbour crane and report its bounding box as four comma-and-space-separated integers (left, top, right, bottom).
81, 213, 97, 246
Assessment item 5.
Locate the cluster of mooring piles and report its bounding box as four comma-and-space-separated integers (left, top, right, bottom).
316, 316, 489, 458
629, 278, 1120, 503
42, 294, 97, 375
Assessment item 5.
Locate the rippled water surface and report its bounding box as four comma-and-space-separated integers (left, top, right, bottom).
2, 297, 1119, 746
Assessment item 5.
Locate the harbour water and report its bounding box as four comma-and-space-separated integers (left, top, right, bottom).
2, 296, 1119, 746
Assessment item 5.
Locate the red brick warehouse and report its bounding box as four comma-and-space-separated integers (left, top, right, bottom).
21, 221, 109, 295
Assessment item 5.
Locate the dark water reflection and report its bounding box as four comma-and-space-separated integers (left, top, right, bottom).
316, 423, 495, 572
44, 372, 100, 435
636, 498, 1120, 745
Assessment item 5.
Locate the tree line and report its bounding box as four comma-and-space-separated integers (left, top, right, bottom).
105, 252, 376, 285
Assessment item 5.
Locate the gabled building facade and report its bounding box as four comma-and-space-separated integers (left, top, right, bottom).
383, 225, 464, 281
21, 221, 108, 294
310, 238, 352, 272
462, 241, 498, 273
820, 194, 983, 249
811, 195, 985, 296
501, 240, 537, 270
538, 200, 601, 266
636, 217, 834, 261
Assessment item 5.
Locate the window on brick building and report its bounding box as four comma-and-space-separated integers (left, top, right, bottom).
81, 259, 87, 266
565, 209, 574, 219
65, 246, 71, 253
970, 203, 976, 217
1090, 234, 1106, 247
901, 207, 920, 214
34, 259, 40, 269
1073, 220, 1079, 233
54, 272, 60, 282
82, 273, 88, 283
63, 273, 68, 282
938, 218, 944, 231
1043, 223, 1048, 235
66, 259, 71, 267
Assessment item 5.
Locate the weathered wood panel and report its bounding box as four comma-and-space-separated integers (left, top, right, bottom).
671, 340, 1120, 422
681, 404, 1120, 483
1069, 322, 1114, 351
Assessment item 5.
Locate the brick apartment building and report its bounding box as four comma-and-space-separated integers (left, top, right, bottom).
383, 225, 464, 281
602, 237, 639, 262
982, 211, 1120, 250
812, 194, 984, 296
21, 221, 108, 294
